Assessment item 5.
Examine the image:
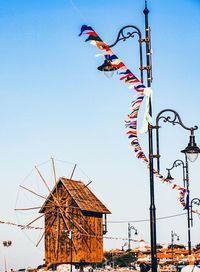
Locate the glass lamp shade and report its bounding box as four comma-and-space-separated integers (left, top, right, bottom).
97, 60, 117, 78
181, 135, 200, 162
186, 152, 199, 163
104, 70, 115, 78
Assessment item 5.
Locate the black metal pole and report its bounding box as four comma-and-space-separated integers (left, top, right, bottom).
70, 231, 73, 272
184, 155, 192, 255
128, 223, 131, 251
143, 3, 157, 272
166, 159, 192, 254
171, 231, 174, 265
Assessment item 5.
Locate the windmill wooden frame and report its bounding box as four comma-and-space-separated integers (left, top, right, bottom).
15, 159, 111, 268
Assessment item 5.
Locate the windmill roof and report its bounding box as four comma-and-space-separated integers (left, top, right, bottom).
40, 177, 111, 214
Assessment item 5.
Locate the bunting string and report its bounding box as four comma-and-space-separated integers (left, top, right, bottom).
0, 220, 42, 230
79, 24, 195, 212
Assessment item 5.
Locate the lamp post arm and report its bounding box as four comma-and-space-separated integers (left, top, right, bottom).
166, 159, 186, 187
108, 25, 142, 47
156, 109, 198, 131
166, 159, 185, 171
108, 25, 144, 83
128, 223, 137, 250
190, 198, 200, 227
154, 109, 198, 173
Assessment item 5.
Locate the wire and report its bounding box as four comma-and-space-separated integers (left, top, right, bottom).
68, 0, 88, 22
108, 212, 187, 223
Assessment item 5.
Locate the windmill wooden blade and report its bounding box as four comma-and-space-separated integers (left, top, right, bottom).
15, 204, 55, 211
19, 184, 52, 202
70, 164, 77, 180
59, 206, 88, 236
59, 206, 94, 254
37, 213, 57, 247
55, 210, 60, 259
22, 214, 44, 230
58, 207, 77, 254
35, 166, 61, 207
51, 157, 59, 201
36, 231, 45, 247
15, 206, 45, 211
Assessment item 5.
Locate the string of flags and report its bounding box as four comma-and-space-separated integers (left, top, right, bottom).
0, 220, 43, 230
0, 219, 146, 242
79, 24, 195, 212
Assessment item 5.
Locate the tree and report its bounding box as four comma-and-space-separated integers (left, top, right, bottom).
193, 243, 200, 252
104, 251, 137, 267
168, 244, 186, 249
156, 244, 163, 249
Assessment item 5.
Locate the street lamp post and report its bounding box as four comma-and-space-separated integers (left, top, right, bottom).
155, 109, 200, 255
63, 229, 73, 272
166, 159, 191, 253
2, 240, 12, 272
97, 2, 157, 271
96, 2, 200, 271
171, 231, 179, 265
128, 223, 138, 251
190, 198, 200, 227
69, 230, 73, 272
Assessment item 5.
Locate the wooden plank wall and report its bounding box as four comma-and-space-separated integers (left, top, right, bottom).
44, 209, 104, 265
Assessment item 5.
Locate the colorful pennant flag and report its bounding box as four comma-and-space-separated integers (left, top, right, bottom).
80, 24, 190, 210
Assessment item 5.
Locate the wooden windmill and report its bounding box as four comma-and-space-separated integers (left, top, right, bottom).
15, 159, 111, 268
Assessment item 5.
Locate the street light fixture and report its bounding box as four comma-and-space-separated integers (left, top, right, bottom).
155, 109, 200, 174
97, 60, 118, 78
97, 2, 156, 271
95, 2, 200, 272
128, 223, 138, 251
181, 130, 200, 162
2, 240, 12, 272
166, 160, 185, 186
190, 198, 200, 227
171, 231, 180, 265
166, 159, 192, 253
2, 241, 12, 247
156, 109, 200, 255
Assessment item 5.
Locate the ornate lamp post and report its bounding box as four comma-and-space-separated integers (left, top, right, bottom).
166, 159, 191, 253
190, 198, 200, 227
155, 109, 200, 255
166, 160, 186, 186
128, 223, 138, 251
95, 2, 200, 272
97, 2, 157, 271
171, 231, 179, 265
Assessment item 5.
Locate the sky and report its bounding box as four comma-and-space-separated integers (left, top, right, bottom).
0, 0, 200, 269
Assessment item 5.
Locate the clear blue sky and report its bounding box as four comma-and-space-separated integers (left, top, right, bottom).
0, 0, 200, 269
